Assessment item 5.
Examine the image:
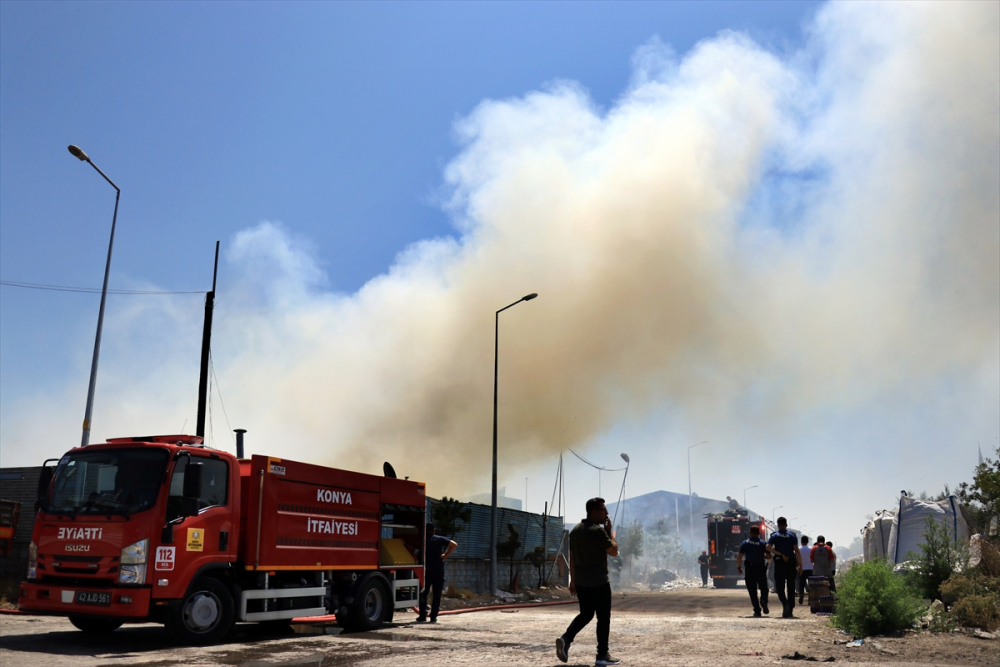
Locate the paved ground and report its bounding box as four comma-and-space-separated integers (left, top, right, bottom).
1, 588, 995, 666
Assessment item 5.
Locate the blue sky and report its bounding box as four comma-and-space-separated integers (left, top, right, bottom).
1, 1, 818, 396
2, 1, 997, 549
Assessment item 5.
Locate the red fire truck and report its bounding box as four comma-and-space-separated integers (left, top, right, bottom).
20, 435, 426, 644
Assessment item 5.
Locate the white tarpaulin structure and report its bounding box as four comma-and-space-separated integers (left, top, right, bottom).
885, 495, 972, 565
862, 509, 895, 562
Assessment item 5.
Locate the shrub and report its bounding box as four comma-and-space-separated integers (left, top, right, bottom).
832, 558, 923, 637
940, 571, 988, 601
950, 594, 1000, 631
939, 571, 1000, 631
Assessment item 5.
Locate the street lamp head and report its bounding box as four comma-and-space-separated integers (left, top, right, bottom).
68, 145, 90, 162
620, 453, 630, 463
522, 293, 538, 301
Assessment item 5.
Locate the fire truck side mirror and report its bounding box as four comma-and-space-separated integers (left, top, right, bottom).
182, 462, 203, 517
35, 467, 54, 510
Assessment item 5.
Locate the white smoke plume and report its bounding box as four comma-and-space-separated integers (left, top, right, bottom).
3, 2, 997, 519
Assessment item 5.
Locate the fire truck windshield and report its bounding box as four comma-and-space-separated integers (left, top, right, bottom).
46, 448, 168, 516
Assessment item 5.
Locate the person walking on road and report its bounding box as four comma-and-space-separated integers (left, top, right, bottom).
418, 523, 457, 623
810, 537, 832, 575
556, 497, 621, 666
736, 525, 769, 617
810, 536, 834, 590
698, 550, 710, 587
826, 541, 837, 592
798, 535, 813, 604
766, 517, 802, 618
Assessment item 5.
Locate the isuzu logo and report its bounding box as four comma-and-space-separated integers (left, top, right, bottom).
316, 488, 352, 505
58, 527, 103, 540
65, 544, 91, 552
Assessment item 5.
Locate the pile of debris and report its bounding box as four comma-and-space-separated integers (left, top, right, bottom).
657, 578, 703, 592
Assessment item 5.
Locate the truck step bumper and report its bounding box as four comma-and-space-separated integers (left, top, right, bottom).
19, 582, 151, 618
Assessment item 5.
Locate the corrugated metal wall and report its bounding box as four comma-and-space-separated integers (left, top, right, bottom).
427, 497, 567, 561
0, 467, 42, 581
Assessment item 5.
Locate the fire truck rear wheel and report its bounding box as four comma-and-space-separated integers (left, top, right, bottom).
69, 616, 123, 633
345, 575, 390, 631
167, 576, 235, 645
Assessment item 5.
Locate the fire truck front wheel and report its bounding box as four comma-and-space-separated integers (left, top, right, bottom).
166, 576, 235, 645
69, 616, 123, 633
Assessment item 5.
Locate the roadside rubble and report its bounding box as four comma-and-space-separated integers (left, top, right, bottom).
656, 578, 703, 592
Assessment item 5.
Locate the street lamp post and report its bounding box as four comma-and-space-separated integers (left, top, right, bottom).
687, 440, 709, 553
490, 292, 537, 596
612, 453, 630, 527
68, 145, 120, 448
773, 506, 784, 524
743, 485, 758, 513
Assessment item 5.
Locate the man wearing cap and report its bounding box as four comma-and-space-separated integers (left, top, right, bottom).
417, 523, 457, 623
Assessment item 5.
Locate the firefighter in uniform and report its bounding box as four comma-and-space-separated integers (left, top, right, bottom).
766, 517, 802, 618
736, 525, 769, 617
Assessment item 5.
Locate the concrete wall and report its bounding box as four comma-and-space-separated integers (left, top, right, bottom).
441, 557, 568, 594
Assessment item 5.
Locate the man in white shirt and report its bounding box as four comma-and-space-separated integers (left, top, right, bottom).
798, 535, 813, 604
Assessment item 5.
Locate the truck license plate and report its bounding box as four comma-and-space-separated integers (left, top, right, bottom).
75, 591, 111, 606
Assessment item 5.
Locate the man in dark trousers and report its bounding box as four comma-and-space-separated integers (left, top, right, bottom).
417, 523, 457, 623
766, 517, 802, 618
698, 550, 710, 587
798, 534, 813, 604
555, 497, 621, 666
736, 525, 769, 617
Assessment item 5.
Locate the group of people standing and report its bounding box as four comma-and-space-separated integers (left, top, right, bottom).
802, 534, 837, 598
735, 517, 838, 618
424, 500, 841, 666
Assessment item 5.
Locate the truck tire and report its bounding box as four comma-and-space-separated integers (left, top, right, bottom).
343, 575, 390, 631
713, 578, 739, 589
69, 616, 123, 633
166, 576, 235, 645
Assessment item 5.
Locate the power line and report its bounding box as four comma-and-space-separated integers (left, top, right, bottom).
0, 280, 204, 295
567, 447, 627, 471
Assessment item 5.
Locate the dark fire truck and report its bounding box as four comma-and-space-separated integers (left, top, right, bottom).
706, 500, 767, 589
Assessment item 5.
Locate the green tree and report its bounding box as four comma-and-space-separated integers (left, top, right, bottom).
847, 535, 864, 560
496, 523, 522, 591
432, 496, 472, 540
957, 446, 1000, 537
618, 521, 644, 577
525, 545, 547, 588
905, 514, 969, 601
646, 518, 686, 573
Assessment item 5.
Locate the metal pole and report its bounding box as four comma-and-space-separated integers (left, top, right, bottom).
743, 485, 758, 514
687, 441, 708, 554
196, 241, 220, 438
541, 501, 548, 585
490, 292, 537, 595
491, 311, 499, 595
69, 146, 120, 448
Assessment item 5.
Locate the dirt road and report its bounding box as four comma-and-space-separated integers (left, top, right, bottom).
1, 588, 995, 666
